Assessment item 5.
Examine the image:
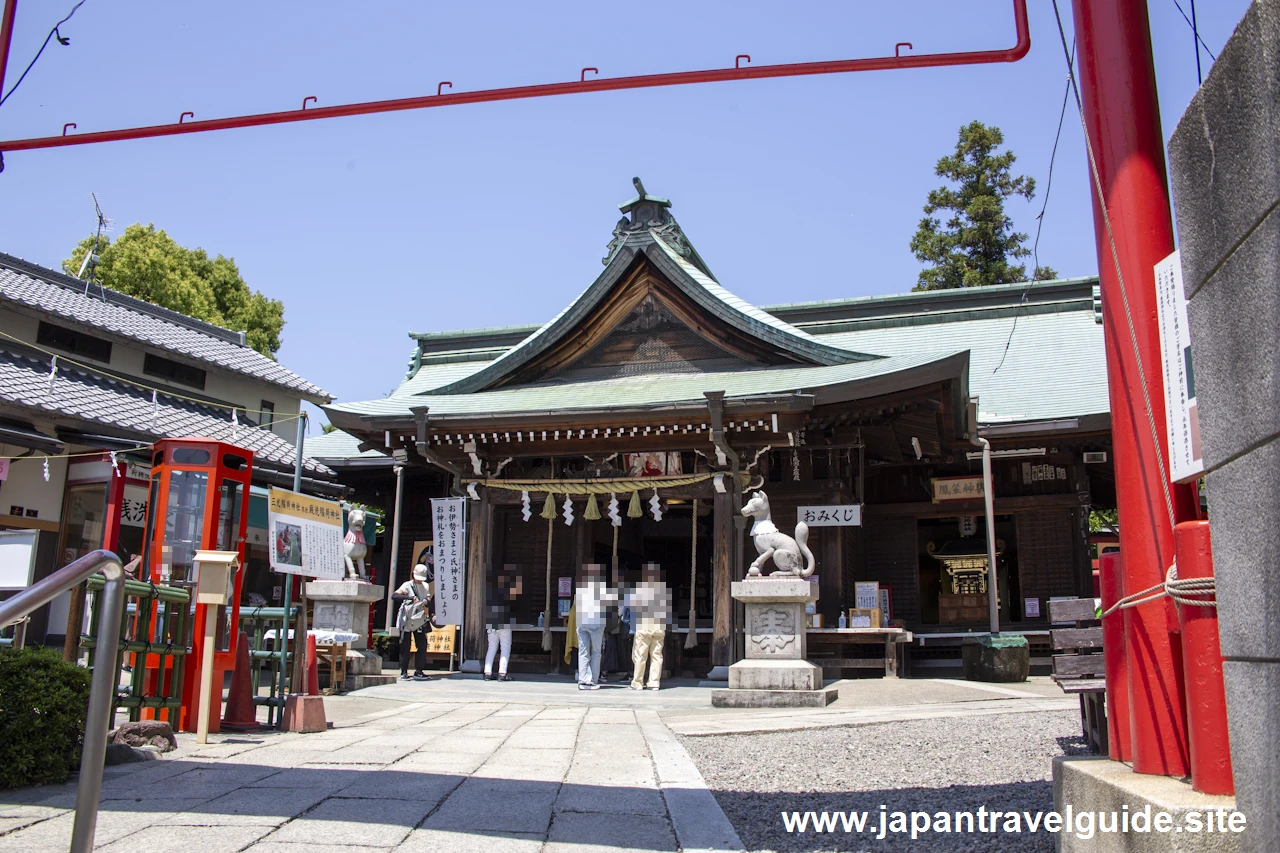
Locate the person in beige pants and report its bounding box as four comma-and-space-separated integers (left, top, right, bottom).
629, 563, 671, 690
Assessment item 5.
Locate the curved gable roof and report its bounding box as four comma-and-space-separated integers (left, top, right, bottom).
426, 226, 879, 396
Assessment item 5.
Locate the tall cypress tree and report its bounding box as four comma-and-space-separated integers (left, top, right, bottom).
910, 121, 1055, 291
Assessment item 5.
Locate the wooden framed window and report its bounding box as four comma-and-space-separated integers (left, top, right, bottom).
36, 321, 112, 363
143, 353, 207, 390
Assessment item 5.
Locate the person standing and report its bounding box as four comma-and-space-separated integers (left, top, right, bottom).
575, 563, 616, 690
629, 562, 670, 690
393, 563, 432, 680
484, 571, 521, 681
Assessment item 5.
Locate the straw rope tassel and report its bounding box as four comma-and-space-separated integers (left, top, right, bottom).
542, 515, 554, 651
627, 490, 643, 518
685, 499, 699, 649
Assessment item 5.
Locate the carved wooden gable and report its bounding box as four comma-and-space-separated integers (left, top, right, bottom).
492, 259, 813, 388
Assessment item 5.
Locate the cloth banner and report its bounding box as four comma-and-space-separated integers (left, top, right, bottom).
431, 497, 467, 626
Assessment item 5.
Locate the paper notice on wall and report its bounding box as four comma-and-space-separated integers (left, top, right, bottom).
432, 497, 467, 626
1154, 251, 1204, 483
267, 487, 344, 579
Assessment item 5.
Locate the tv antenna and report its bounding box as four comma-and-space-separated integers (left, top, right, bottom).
76, 192, 110, 297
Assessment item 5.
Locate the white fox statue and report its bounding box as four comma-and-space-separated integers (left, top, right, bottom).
740, 490, 816, 578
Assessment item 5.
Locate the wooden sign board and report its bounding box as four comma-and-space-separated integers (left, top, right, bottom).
931, 476, 984, 502
423, 625, 456, 654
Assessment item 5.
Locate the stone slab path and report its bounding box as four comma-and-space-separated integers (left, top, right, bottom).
0, 701, 743, 853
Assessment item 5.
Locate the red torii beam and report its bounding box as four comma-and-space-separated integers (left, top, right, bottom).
0, 1, 1028, 156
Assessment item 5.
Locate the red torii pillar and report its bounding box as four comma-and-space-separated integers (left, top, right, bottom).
1073, 0, 1200, 776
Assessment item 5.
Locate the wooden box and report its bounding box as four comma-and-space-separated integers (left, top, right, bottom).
846, 607, 881, 629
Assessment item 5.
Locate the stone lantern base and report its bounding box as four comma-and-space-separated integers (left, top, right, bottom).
304, 580, 394, 690
711, 578, 838, 708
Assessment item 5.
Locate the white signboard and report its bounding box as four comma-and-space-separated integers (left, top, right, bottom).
1154, 251, 1204, 483
432, 497, 467, 626
0, 529, 39, 589
267, 487, 344, 579
854, 581, 880, 611
797, 504, 862, 527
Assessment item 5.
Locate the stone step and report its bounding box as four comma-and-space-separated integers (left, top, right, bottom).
347, 674, 398, 690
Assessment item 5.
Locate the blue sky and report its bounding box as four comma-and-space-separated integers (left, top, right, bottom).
0, 1, 1252, 428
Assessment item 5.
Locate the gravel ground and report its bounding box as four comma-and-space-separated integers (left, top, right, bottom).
680, 710, 1090, 853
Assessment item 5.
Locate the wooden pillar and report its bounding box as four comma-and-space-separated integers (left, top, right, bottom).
819, 526, 844, 626
711, 490, 733, 667
462, 493, 489, 664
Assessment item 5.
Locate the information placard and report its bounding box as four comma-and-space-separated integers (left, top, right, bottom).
1154, 251, 1205, 483
267, 487, 344, 579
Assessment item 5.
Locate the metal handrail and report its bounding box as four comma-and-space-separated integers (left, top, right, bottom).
0, 549, 125, 853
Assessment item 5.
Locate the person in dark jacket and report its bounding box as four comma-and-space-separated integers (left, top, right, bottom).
484, 571, 521, 681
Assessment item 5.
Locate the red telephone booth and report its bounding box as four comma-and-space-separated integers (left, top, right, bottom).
140, 437, 253, 733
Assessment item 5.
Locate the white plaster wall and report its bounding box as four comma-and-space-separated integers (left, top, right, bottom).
0, 443, 67, 522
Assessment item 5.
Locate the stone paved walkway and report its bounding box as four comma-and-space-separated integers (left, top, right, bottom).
0, 699, 742, 853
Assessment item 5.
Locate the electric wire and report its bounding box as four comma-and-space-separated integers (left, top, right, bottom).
1170, 0, 1216, 69
1050, 0, 1178, 535
992, 39, 1075, 376
0, 1, 87, 107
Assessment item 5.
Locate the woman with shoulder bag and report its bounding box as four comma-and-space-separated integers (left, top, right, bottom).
393, 563, 432, 680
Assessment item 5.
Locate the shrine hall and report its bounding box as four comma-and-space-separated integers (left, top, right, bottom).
312, 180, 1115, 676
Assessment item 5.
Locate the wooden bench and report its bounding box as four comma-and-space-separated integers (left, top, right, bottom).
1048, 597, 1107, 754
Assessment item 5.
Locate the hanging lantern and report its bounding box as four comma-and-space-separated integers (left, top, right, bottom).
627, 490, 643, 518
540, 492, 557, 520
584, 492, 601, 520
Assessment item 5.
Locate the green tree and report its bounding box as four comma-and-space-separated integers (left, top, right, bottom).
64, 224, 285, 358
910, 121, 1056, 291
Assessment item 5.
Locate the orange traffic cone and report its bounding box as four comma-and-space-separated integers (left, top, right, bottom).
306, 633, 320, 696
221, 631, 262, 732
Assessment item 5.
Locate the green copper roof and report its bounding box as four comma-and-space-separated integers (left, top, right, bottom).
325, 350, 966, 424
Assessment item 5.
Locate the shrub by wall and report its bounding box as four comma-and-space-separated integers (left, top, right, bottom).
0, 646, 92, 788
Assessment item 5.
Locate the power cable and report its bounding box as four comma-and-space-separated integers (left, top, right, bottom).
0, 1, 87, 107
992, 39, 1074, 376
1170, 0, 1216, 72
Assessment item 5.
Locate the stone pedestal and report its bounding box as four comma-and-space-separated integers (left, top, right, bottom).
712, 578, 837, 708
304, 580, 394, 690
962, 634, 1030, 683
1054, 757, 1240, 853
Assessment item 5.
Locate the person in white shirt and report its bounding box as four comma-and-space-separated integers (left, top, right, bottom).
629, 563, 671, 690
575, 563, 617, 689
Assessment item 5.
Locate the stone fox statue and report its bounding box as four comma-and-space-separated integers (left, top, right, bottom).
343, 508, 370, 580
740, 491, 816, 578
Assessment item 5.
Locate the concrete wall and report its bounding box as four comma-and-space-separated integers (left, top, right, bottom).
1168, 1, 1280, 849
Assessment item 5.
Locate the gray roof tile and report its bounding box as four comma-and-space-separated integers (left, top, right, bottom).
0, 344, 333, 476
0, 253, 331, 402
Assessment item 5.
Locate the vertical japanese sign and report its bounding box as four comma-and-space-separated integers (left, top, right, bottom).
431, 497, 467, 626
267, 487, 344, 579
1154, 251, 1204, 483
